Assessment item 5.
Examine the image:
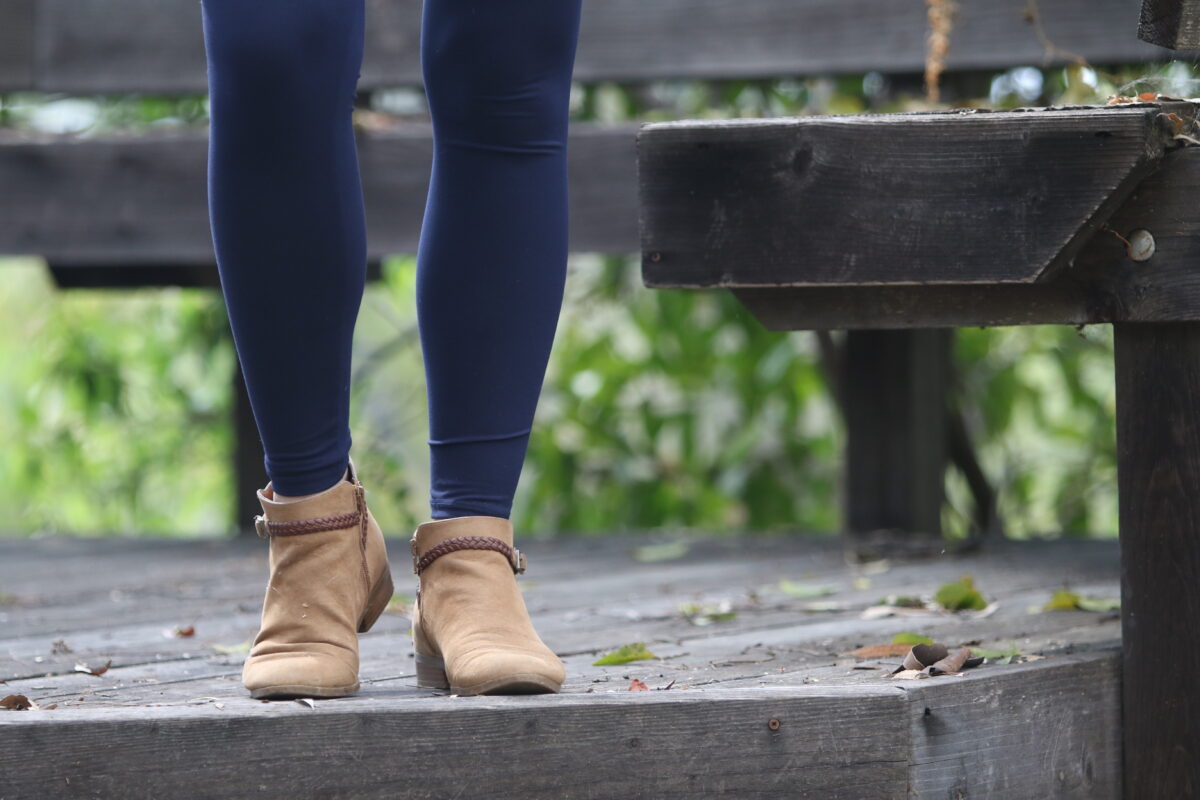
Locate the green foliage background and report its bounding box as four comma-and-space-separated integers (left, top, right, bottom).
1, 59, 1194, 539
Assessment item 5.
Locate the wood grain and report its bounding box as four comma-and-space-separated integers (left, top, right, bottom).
1139, 0, 1200, 49
1113, 321, 1200, 798
726, 143, 1200, 329
843, 330, 951, 552
0, 123, 640, 265
639, 103, 1195, 288
1, 0, 1190, 94
0, 536, 1126, 798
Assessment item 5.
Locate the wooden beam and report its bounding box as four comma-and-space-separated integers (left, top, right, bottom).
640, 102, 1196, 288
1, 0, 1191, 94
1139, 0, 1200, 49
726, 145, 1200, 330
842, 329, 951, 557
1113, 320, 1200, 798
0, 123, 640, 264
0, 0, 36, 92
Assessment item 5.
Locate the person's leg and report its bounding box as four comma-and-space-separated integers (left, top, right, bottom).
201, 0, 367, 498
416, 0, 584, 521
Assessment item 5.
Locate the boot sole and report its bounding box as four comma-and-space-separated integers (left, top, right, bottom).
249, 682, 360, 700
415, 651, 562, 695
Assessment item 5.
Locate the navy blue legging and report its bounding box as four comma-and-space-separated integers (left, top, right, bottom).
199, 0, 582, 519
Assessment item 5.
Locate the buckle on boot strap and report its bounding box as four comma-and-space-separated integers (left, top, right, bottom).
411, 535, 526, 576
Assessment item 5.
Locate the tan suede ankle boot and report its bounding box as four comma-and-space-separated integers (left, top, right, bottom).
242, 456, 394, 699
409, 515, 564, 695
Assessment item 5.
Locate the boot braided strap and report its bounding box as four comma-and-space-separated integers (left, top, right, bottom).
411, 536, 526, 576
253, 484, 372, 592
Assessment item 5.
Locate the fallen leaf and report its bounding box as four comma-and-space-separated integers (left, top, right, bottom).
1, 694, 34, 710
878, 594, 925, 608
628, 678, 649, 691
74, 659, 112, 677
679, 600, 736, 626
845, 643, 913, 659
778, 580, 837, 599
928, 647, 973, 675
593, 642, 658, 666
890, 669, 929, 680
934, 575, 988, 611
1038, 590, 1120, 613
892, 632, 934, 646
174, 625, 196, 638
901, 643, 949, 671
964, 642, 1022, 662
632, 541, 689, 563
211, 640, 252, 655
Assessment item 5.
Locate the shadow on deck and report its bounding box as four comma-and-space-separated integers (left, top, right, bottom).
0, 535, 1121, 798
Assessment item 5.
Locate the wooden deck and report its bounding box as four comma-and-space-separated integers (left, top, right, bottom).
0, 535, 1122, 798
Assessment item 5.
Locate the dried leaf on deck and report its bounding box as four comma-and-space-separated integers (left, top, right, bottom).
211, 640, 252, 655
1, 694, 35, 710
593, 642, 658, 666
845, 643, 913, 659
628, 678, 649, 691
74, 659, 112, 677
900, 643, 949, 672
174, 625, 196, 638
928, 647, 974, 675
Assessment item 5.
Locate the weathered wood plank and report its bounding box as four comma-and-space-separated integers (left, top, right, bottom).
0, 0, 36, 92
5, 0, 1191, 94
1113, 321, 1200, 798
0, 123, 639, 264
904, 651, 1122, 798
729, 142, 1200, 329
640, 102, 1195, 288
843, 330, 951, 553
0, 687, 910, 799
1139, 0, 1200, 49
0, 537, 1126, 795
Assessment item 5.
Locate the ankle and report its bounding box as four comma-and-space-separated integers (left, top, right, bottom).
273, 466, 350, 503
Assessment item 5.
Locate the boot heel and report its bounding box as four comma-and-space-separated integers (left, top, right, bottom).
412, 616, 450, 689
415, 651, 450, 689
357, 568, 395, 634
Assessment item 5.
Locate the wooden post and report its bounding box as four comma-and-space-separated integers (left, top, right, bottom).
233, 362, 267, 537
1138, 0, 1200, 49
1113, 321, 1200, 797
842, 329, 951, 557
